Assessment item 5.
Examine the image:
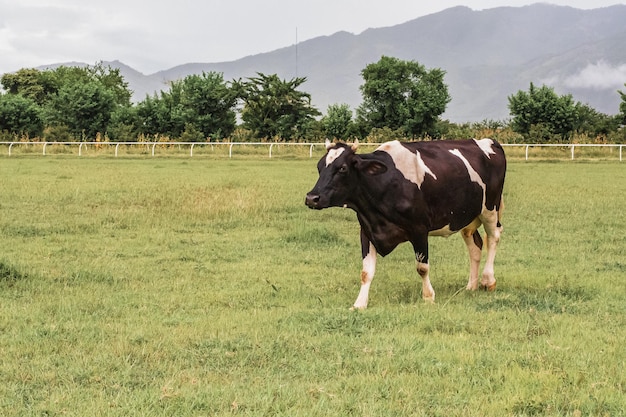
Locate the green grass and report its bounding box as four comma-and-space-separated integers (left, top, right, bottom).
1, 156, 625, 416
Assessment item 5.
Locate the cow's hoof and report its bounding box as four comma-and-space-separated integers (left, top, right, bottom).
481, 282, 497, 292
350, 305, 367, 311
422, 295, 435, 304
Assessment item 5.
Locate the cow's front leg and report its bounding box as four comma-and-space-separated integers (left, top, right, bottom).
412, 235, 435, 303
352, 230, 376, 310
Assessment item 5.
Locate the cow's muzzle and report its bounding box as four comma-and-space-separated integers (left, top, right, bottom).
305, 193, 322, 209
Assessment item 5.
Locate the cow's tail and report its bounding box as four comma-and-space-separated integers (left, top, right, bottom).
496, 195, 504, 230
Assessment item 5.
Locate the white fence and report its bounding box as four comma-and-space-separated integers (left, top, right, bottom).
1, 141, 624, 161
501, 143, 624, 161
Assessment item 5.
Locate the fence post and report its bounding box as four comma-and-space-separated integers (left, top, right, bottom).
269, 143, 274, 158
9, 142, 14, 156
310, 144, 314, 158
525, 145, 529, 161
229, 143, 234, 158
571, 145, 575, 160
43, 142, 48, 156
190, 144, 195, 157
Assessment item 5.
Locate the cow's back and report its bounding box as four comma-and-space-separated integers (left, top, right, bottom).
379, 139, 505, 232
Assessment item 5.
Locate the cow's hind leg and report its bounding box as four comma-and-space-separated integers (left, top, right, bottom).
461, 223, 483, 291
479, 207, 502, 291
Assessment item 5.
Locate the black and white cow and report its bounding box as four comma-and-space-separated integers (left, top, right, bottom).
305, 138, 506, 309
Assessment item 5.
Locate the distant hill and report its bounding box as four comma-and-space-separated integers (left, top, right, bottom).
38, 4, 626, 122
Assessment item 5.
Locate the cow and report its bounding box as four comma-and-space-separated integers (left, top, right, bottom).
305, 138, 506, 309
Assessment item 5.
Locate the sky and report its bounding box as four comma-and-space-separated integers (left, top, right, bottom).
1, 0, 624, 75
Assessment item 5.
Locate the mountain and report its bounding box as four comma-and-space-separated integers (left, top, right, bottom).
40, 4, 626, 122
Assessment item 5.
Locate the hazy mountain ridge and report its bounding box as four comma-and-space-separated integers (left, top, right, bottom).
37, 4, 626, 122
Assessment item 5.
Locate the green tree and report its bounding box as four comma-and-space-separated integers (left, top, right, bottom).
236, 73, 321, 140
136, 72, 236, 140
86, 62, 132, 107
135, 93, 170, 138
1, 64, 133, 140
618, 84, 626, 124
322, 103, 354, 140
44, 81, 117, 139
107, 105, 140, 141
1, 68, 57, 106
178, 72, 237, 139
356, 56, 450, 138
508, 82, 580, 142
575, 104, 621, 138
0, 94, 44, 138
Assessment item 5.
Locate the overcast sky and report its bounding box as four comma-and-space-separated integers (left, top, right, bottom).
0, 0, 624, 75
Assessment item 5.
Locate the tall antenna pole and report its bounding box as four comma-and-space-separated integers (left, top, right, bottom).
295, 27, 298, 78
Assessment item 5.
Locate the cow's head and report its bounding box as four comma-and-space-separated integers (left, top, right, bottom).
305, 139, 387, 210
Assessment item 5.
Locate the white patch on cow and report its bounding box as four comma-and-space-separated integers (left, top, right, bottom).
353, 243, 377, 310
325, 147, 345, 167
377, 140, 436, 188
473, 138, 496, 159
416, 151, 437, 187
449, 149, 487, 206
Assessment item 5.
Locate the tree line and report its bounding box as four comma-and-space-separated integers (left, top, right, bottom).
1, 56, 625, 143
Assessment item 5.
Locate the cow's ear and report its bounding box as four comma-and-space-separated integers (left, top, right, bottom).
355, 159, 387, 176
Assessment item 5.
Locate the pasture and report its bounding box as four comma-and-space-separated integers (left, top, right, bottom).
0, 154, 625, 416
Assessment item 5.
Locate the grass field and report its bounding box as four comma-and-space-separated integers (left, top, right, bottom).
1, 154, 625, 416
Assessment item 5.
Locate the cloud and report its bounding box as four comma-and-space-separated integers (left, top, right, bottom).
564, 61, 626, 90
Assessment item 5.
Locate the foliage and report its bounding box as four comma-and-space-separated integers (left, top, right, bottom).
0, 63, 133, 141
0, 94, 43, 138
106, 105, 140, 141
0, 157, 625, 416
44, 81, 117, 139
178, 72, 238, 140
356, 56, 451, 138
508, 83, 581, 142
321, 103, 354, 140
618, 84, 626, 125
575, 103, 622, 139
135, 72, 238, 141
236, 72, 321, 140
1, 68, 57, 106
2, 61, 625, 143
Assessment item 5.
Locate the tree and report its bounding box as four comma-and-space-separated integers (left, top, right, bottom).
575, 104, 621, 138
236, 73, 321, 140
356, 56, 451, 138
1, 68, 57, 106
618, 84, 626, 124
0, 94, 44, 138
135, 72, 237, 140
508, 82, 580, 142
44, 81, 117, 139
178, 72, 237, 139
322, 103, 354, 140
1, 64, 133, 140
86, 62, 132, 107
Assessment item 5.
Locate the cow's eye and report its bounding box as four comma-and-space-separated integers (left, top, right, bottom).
339, 164, 348, 173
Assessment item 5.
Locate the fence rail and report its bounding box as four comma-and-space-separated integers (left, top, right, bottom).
501, 143, 624, 161
1, 141, 624, 161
